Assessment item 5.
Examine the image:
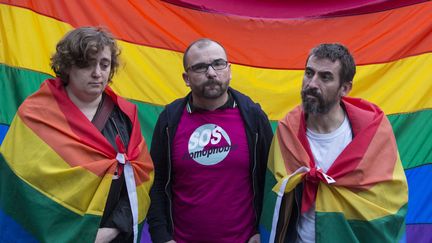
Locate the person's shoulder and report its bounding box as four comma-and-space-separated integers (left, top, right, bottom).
342, 96, 383, 118
18, 79, 57, 112
229, 88, 261, 109
156, 95, 188, 125
165, 96, 187, 111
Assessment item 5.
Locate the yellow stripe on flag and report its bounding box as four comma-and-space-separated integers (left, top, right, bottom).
1, 116, 110, 216
0, 4, 71, 75
267, 134, 288, 176
137, 170, 154, 222
315, 157, 408, 221
111, 40, 186, 105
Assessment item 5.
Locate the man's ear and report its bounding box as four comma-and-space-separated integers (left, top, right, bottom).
340, 81, 352, 97
183, 72, 190, 87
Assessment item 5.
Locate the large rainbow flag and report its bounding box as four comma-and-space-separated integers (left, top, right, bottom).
0, 0, 431, 242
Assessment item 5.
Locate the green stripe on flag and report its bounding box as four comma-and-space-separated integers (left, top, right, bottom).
130, 100, 164, 146
260, 169, 278, 232
315, 204, 407, 243
0, 154, 100, 242
0, 64, 50, 124
388, 110, 432, 169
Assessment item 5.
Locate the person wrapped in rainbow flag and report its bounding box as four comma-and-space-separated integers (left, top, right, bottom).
259, 43, 407, 243
0, 27, 154, 242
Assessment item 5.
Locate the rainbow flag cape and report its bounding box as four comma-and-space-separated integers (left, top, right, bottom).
0, 78, 154, 242
260, 97, 408, 243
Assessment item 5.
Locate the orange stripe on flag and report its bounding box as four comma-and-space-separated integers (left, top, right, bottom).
2, 0, 431, 68
17, 83, 115, 177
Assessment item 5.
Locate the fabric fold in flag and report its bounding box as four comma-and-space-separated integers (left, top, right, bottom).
0, 78, 154, 242
260, 97, 408, 243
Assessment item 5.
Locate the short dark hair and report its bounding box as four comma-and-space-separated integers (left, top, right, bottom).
307, 43, 356, 84
183, 38, 227, 70
50, 26, 120, 85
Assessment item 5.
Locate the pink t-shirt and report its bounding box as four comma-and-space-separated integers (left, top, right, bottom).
171, 107, 255, 242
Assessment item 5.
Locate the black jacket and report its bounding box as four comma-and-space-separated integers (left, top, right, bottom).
147, 88, 273, 243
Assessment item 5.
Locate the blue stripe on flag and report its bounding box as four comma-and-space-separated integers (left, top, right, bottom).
0, 209, 38, 243
0, 124, 9, 145
405, 164, 432, 224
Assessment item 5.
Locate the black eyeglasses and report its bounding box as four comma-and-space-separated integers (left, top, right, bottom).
186, 59, 228, 73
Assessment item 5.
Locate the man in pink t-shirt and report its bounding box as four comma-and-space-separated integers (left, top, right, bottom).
148, 39, 273, 243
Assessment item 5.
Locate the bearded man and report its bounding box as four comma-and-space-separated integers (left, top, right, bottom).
259, 43, 407, 243
148, 38, 273, 243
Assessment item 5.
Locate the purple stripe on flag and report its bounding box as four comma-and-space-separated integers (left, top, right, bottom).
406, 224, 432, 243
140, 221, 152, 243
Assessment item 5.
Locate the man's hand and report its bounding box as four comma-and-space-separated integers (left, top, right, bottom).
94, 228, 120, 243
248, 233, 260, 243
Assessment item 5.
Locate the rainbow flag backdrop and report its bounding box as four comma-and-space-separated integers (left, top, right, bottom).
0, 0, 431, 242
